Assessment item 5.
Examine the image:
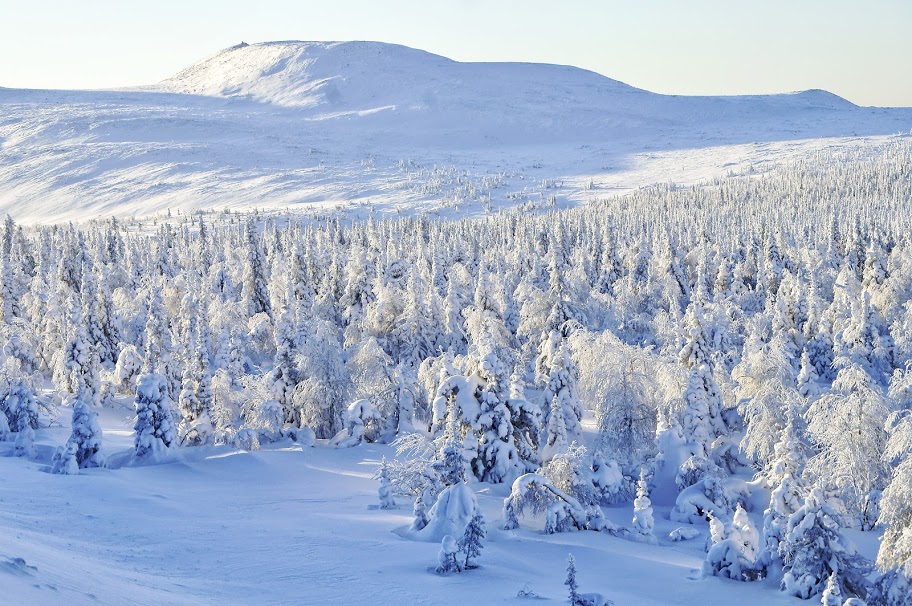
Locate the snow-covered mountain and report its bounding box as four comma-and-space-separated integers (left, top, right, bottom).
1, 40, 910, 223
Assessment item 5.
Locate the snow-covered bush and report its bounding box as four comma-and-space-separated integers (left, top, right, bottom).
417, 481, 477, 542
805, 364, 890, 529
672, 475, 750, 524
436, 535, 461, 574
14, 418, 36, 458
703, 505, 762, 582
50, 440, 79, 475
334, 398, 382, 447
669, 527, 701, 542
503, 473, 598, 534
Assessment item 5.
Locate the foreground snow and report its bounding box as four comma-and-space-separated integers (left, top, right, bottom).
0, 407, 858, 605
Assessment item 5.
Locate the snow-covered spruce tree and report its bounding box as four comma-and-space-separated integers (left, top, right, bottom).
797, 348, 821, 399
539, 338, 583, 447
144, 289, 180, 398
50, 439, 79, 475
506, 367, 542, 473
55, 295, 100, 404
542, 391, 569, 463
80, 256, 118, 365
633, 469, 656, 543
243, 221, 271, 319
192, 340, 214, 441
0, 403, 9, 441
680, 362, 727, 462
779, 488, 872, 600
566, 553, 581, 605
54, 388, 104, 470
427, 341, 531, 483
132, 372, 177, 461
534, 328, 560, 395
760, 422, 809, 573
631, 469, 656, 543
837, 290, 894, 384
265, 294, 298, 424
471, 342, 523, 483
1, 376, 38, 433
176, 346, 215, 448
388, 272, 437, 371
562, 553, 610, 606
458, 513, 485, 569
378, 457, 396, 509
676, 300, 730, 484
679, 300, 714, 371
0, 215, 21, 323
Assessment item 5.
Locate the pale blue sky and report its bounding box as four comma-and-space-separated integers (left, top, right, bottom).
2, 0, 909, 106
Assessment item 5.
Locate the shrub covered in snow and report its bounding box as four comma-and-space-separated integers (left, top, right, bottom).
672, 475, 750, 525
703, 505, 762, 582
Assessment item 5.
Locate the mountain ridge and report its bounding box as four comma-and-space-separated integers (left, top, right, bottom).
0, 40, 909, 224
151, 40, 854, 113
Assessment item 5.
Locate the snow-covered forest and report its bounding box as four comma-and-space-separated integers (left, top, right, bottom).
4, 139, 912, 605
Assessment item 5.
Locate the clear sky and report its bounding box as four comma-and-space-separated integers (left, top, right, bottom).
1, 0, 910, 107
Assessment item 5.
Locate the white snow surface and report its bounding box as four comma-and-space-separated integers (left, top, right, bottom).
0, 405, 835, 606
1, 40, 910, 223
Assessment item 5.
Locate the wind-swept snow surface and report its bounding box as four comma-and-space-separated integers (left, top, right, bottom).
0, 41, 910, 223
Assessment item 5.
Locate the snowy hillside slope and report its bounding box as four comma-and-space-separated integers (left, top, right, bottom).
0, 40, 910, 223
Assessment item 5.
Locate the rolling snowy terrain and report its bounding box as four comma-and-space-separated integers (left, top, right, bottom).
0, 41, 910, 223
